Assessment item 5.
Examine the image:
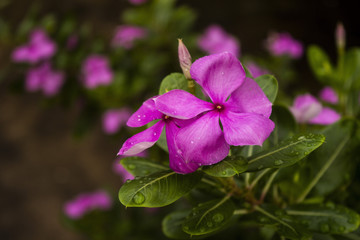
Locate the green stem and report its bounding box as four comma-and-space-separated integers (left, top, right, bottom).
260, 169, 279, 201
296, 136, 350, 203
233, 209, 249, 215
245, 146, 254, 187
248, 169, 271, 190
187, 79, 195, 95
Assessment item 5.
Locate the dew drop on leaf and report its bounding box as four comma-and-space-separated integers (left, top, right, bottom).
274, 160, 284, 166
128, 164, 136, 170
212, 213, 224, 223
133, 192, 145, 205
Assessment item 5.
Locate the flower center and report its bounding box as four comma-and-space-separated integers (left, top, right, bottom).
214, 104, 224, 112
164, 115, 170, 120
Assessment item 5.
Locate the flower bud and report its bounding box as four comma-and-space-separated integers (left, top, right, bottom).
335, 22, 346, 51
178, 39, 192, 79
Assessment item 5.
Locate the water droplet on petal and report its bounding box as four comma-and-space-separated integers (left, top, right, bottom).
190, 141, 194, 144
153, 132, 157, 136
137, 115, 141, 118
137, 119, 141, 121
212, 213, 224, 223
133, 192, 145, 204
221, 72, 224, 75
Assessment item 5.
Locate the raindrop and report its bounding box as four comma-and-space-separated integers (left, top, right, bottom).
133, 192, 145, 204
137, 119, 141, 121
177, 149, 183, 154
257, 165, 264, 170
128, 164, 136, 170
190, 141, 194, 144
153, 132, 157, 136
221, 72, 224, 75
274, 160, 284, 166
143, 115, 146, 117
200, 228, 206, 233
222, 171, 227, 175
212, 213, 224, 223
137, 115, 141, 118
298, 136, 306, 141
259, 217, 267, 223
207, 222, 213, 227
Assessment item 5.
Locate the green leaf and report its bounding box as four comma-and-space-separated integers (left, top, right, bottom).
269, 105, 297, 146
307, 45, 334, 84
182, 197, 235, 235
120, 157, 169, 177
118, 170, 202, 207
344, 48, 360, 90
296, 119, 360, 201
162, 210, 206, 239
202, 156, 248, 177
254, 74, 278, 103
254, 205, 312, 240
159, 73, 188, 95
286, 203, 360, 234
247, 133, 325, 172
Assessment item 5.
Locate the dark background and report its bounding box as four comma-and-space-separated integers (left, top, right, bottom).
1, 0, 359, 239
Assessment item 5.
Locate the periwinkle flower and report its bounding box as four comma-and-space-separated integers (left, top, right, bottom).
12, 29, 56, 64
112, 25, 148, 49
266, 32, 303, 59
198, 25, 240, 58
26, 62, 64, 96
246, 62, 269, 78
102, 108, 132, 135
290, 93, 340, 125
117, 97, 199, 173
81, 55, 113, 89
319, 86, 338, 104
155, 52, 275, 172
63, 190, 112, 219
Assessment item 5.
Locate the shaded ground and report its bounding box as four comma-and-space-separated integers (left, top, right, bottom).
0, 92, 121, 240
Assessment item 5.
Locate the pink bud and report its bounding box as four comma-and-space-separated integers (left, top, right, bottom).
178, 39, 192, 79
336, 22, 346, 50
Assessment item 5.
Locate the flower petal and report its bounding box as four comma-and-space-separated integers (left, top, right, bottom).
166, 121, 200, 174
220, 110, 275, 146
127, 97, 164, 127
155, 89, 213, 119
290, 94, 322, 123
226, 77, 272, 117
118, 121, 165, 156
176, 111, 229, 166
190, 52, 246, 103
309, 107, 341, 125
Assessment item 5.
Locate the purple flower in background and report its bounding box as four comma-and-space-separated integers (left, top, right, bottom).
290, 93, 340, 125
155, 53, 274, 172
112, 25, 148, 49
63, 190, 112, 219
81, 55, 113, 89
246, 62, 269, 78
26, 63, 64, 96
129, 0, 147, 5
319, 86, 338, 104
12, 29, 56, 64
117, 97, 200, 174
102, 108, 132, 134
198, 25, 240, 58
266, 32, 303, 59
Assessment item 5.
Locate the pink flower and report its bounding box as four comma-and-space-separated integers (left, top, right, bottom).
155, 52, 274, 173
290, 93, 340, 125
246, 62, 269, 78
129, 0, 147, 5
266, 32, 303, 59
198, 25, 240, 58
63, 190, 112, 219
102, 108, 132, 134
81, 55, 113, 89
12, 29, 56, 64
112, 25, 148, 49
117, 98, 200, 174
319, 86, 338, 104
26, 62, 64, 96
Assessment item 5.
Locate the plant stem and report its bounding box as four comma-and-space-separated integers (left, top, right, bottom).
248, 169, 271, 190
245, 146, 254, 187
188, 79, 195, 95
296, 136, 349, 203
260, 169, 279, 202
233, 209, 249, 215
